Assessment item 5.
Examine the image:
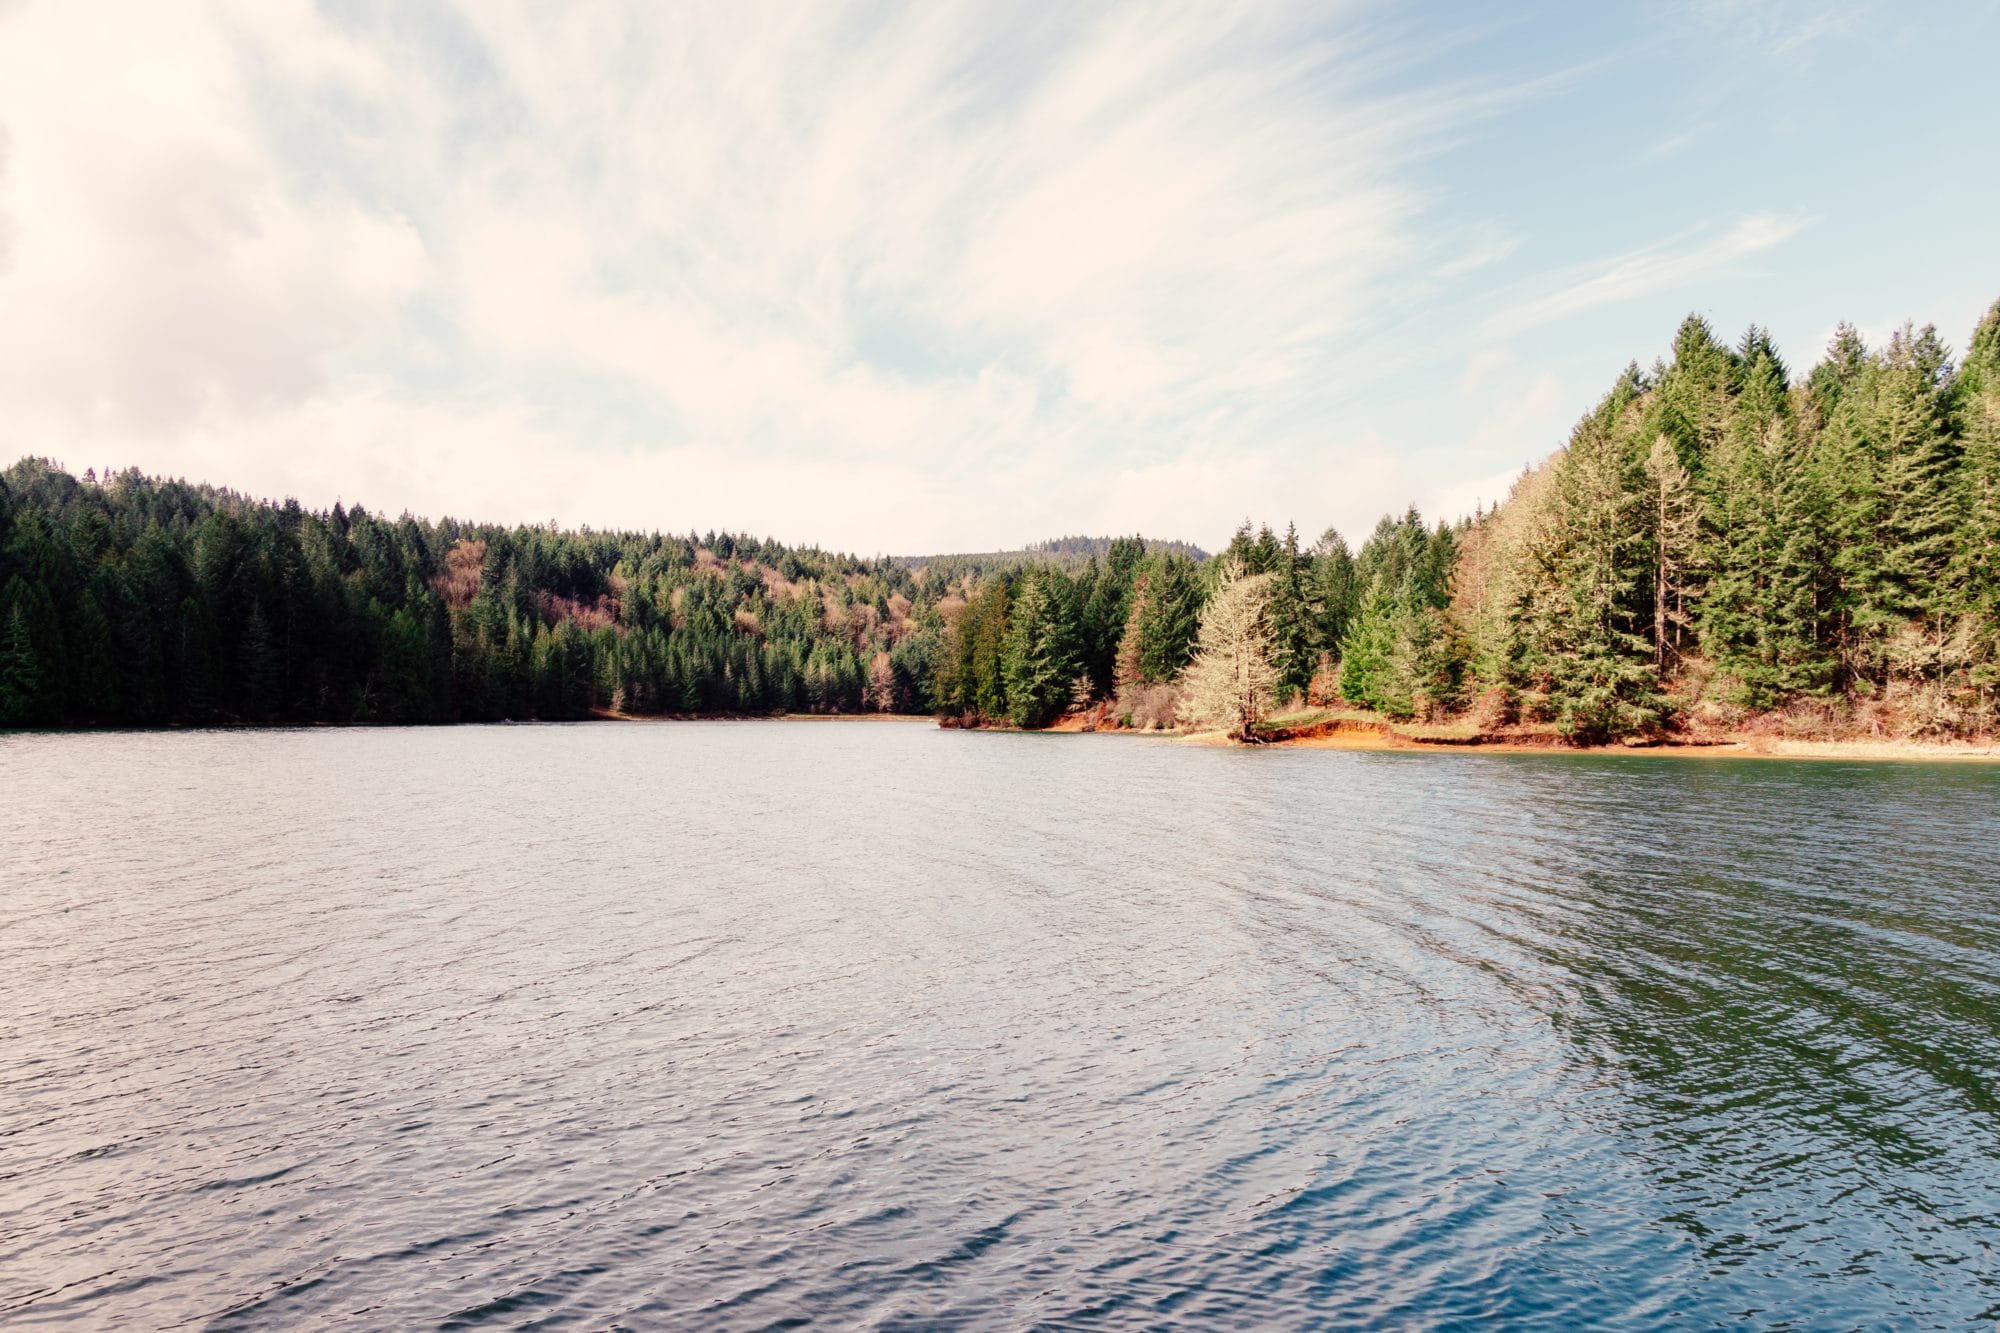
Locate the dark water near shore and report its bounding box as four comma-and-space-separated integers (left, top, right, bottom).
3, 722, 1998, 1329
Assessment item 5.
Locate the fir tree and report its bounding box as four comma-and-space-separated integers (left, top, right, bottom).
1003, 568, 1082, 728
1267, 524, 1315, 701
1136, 555, 1203, 683
1644, 433, 1701, 674
1949, 302, 2000, 724
1307, 528, 1357, 659
0, 591, 49, 727
1512, 381, 1664, 741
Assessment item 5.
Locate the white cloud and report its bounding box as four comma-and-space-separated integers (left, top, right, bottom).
1484, 213, 1809, 337
0, 3, 427, 434
1429, 462, 1531, 525
0, 0, 1565, 551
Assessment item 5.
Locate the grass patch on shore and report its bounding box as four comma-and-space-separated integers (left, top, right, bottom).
1255, 706, 1383, 734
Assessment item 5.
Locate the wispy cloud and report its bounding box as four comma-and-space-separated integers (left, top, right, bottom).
1437, 232, 1521, 280
1677, 0, 1870, 56
6, 1, 1959, 553
1483, 213, 1810, 337
4, 0, 1533, 549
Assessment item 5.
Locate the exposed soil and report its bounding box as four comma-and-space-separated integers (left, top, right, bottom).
589, 707, 2000, 760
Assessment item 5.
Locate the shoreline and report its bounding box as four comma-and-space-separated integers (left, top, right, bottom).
10, 710, 1996, 761
1273, 733, 2000, 762
461, 709, 2000, 760
592, 709, 935, 724
1206, 719, 2000, 763
968, 710, 2000, 763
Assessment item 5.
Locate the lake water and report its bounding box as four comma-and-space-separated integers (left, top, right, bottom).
2, 722, 1997, 1329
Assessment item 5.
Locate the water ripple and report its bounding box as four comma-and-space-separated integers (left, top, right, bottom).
2, 724, 1997, 1328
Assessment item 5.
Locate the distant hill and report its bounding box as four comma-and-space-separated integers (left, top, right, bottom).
890, 535, 1207, 568
1027, 535, 1209, 561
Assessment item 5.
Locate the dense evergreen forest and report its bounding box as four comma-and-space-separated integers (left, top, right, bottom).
930, 298, 2000, 744
1442, 298, 2000, 742
4, 299, 1996, 742
0, 456, 1202, 727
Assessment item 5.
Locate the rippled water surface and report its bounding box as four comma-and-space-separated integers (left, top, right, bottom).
4, 722, 1999, 1329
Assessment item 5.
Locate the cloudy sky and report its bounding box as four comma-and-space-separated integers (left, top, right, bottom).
2, 2, 1995, 553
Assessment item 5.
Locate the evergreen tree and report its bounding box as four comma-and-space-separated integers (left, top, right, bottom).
240, 602, 280, 722
1267, 523, 1314, 701
70, 587, 118, 720
1873, 326, 1961, 626
1510, 380, 1664, 741
1080, 536, 1145, 697
1112, 572, 1150, 691
1136, 555, 1203, 683
1307, 528, 1357, 661
1949, 301, 2000, 725
1003, 568, 1082, 728
1337, 584, 1399, 712
1335, 510, 1465, 718
0, 588, 51, 727
1643, 433, 1701, 674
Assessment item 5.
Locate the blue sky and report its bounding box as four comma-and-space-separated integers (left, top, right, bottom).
1, 1, 1995, 552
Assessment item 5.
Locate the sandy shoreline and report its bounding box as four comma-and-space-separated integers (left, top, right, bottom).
1244, 727, 2000, 763
1051, 716, 2000, 762
587, 709, 2000, 761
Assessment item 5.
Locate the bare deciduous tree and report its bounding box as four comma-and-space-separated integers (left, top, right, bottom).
1177, 560, 1277, 742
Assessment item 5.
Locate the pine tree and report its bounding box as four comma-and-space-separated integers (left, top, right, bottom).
1113, 572, 1149, 691
1873, 325, 1960, 625
0, 592, 49, 727
1512, 381, 1663, 741
70, 587, 118, 720
1757, 416, 1838, 698
1644, 433, 1701, 674
240, 602, 280, 721
1177, 560, 1276, 741
1337, 584, 1398, 712
1307, 528, 1357, 660
1080, 537, 1144, 696
1267, 524, 1314, 701
1949, 301, 2000, 725
1137, 555, 1202, 683
1003, 568, 1081, 728
1658, 317, 1738, 468
970, 581, 1010, 721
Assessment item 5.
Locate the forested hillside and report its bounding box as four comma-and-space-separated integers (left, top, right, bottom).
4, 298, 1996, 741
0, 459, 1206, 728
0, 463, 948, 726
1441, 299, 2000, 741
935, 297, 2000, 743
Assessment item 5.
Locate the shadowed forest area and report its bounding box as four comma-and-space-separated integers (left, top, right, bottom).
4, 299, 1997, 743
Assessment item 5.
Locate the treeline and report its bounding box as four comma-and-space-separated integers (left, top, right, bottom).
0, 461, 960, 726
7, 297, 1995, 742
932, 297, 2000, 744
1447, 299, 2000, 740
930, 517, 1450, 731
1021, 535, 1209, 562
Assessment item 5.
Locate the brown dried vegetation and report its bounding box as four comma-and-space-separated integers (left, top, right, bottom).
431, 538, 486, 608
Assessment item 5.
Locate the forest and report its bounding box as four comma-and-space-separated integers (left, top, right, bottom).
2, 298, 1996, 743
